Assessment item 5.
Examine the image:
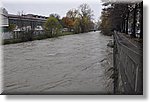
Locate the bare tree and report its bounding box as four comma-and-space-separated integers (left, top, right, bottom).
66, 9, 78, 21
78, 3, 94, 33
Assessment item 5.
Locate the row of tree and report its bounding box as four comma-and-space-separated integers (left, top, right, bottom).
44, 3, 95, 36
99, 1, 143, 38
4, 3, 95, 44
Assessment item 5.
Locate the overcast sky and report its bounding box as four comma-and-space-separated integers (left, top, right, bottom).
1, 0, 103, 21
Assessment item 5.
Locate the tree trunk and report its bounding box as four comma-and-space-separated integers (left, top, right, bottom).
122, 19, 126, 33
125, 11, 129, 34
140, 2, 143, 39
132, 4, 137, 38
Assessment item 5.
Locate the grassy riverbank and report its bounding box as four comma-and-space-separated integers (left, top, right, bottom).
3, 31, 74, 45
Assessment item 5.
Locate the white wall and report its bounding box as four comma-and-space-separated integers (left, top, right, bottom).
1, 32, 13, 39
0, 8, 9, 26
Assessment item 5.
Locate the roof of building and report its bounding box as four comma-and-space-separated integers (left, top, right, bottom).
8, 14, 48, 21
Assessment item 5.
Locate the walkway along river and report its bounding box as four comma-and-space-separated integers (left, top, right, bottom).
3, 31, 113, 94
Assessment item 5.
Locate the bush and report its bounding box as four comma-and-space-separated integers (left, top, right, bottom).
101, 29, 113, 36
19, 30, 34, 41
44, 16, 62, 37
3, 39, 22, 45
34, 34, 47, 40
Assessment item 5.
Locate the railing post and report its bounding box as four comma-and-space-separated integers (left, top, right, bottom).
113, 32, 119, 94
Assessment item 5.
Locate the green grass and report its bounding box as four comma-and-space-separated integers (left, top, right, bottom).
3, 39, 23, 45
57, 31, 74, 36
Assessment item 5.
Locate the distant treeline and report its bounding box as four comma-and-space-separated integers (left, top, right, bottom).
3, 3, 96, 44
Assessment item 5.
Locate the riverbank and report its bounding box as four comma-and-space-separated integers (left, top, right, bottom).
2, 31, 74, 45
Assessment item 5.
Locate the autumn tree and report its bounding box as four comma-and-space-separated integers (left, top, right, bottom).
62, 17, 74, 31
61, 4, 94, 34
99, 9, 113, 35
61, 9, 79, 32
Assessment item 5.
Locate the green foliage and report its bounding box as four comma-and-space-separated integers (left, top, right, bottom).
34, 34, 47, 40
20, 30, 34, 41
3, 39, 22, 45
49, 13, 60, 20
61, 31, 73, 36
3, 31, 75, 45
99, 10, 112, 35
44, 16, 62, 37
74, 18, 81, 34
8, 24, 16, 31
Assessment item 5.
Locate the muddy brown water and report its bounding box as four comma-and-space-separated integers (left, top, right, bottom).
3, 31, 113, 94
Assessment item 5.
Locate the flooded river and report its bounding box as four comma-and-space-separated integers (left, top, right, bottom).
3, 31, 113, 94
